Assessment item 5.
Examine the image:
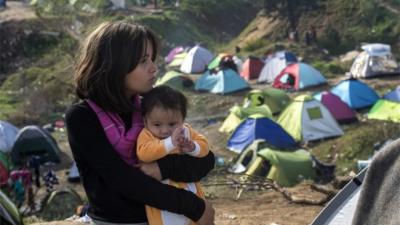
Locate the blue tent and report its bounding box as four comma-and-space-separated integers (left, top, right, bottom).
195, 69, 249, 94
383, 86, 400, 102
227, 117, 297, 153
330, 79, 379, 109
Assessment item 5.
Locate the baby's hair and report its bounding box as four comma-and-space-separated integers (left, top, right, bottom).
141, 86, 187, 119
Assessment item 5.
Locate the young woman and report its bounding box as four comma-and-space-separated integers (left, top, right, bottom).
65, 21, 215, 225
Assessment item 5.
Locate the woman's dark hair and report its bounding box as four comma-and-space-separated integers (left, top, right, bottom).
75, 21, 159, 113
141, 85, 187, 119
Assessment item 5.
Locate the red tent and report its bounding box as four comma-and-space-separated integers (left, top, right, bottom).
240, 56, 264, 80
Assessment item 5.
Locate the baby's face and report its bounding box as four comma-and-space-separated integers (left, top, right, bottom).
144, 106, 184, 139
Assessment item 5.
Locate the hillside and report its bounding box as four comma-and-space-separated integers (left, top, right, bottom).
2, 0, 400, 224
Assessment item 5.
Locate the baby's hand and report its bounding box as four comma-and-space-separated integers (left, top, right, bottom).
179, 138, 195, 153
171, 127, 185, 147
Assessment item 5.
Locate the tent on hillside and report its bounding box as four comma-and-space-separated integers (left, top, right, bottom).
277, 95, 344, 142
11, 126, 61, 165
227, 116, 297, 153
240, 56, 264, 80
0, 121, 19, 153
219, 105, 273, 134
311, 167, 367, 225
368, 99, 400, 123
314, 91, 358, 124
243, 88, 291, 114
272, 63, 327, 91
0, 189, 23, 225
330, 78, 379, 110
167, 52, 187, 68
349, 43, 400, 78
40, 188, 83, 221
383, 86, 400, 102
194, 69, 249, 94
207, 53, 230, 70
258, 51, 297, 83
155, 71, 194, 90
180, 45, 214, 74
165, 46, 185, 64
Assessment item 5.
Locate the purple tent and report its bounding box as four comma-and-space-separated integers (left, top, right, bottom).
165, 46, 184, 64
315, 91, 357, 123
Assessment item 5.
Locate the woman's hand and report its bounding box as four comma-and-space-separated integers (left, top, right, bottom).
196, 200, 215, 225
138, 162, 162, 181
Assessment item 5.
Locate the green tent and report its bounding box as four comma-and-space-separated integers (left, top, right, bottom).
368, 99, 400, 123
219, 105, 273, 134
155, 71, 194, 90
243, 88, 290, 114
167, 52, 187, 68
0, 189, 23, 225
40, 188, 83, 221
11, 126, 61, 165
256, 148, 316, 187
277, 95, 343, 142
207, 53, 229, 70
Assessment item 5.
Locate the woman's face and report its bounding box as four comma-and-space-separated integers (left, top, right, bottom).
124, 41, 157, 97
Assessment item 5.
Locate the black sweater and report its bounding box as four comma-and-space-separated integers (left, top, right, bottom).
65, 101, 215, 223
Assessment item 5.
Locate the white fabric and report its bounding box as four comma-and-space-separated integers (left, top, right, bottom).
160, 180, 197, 225
0, 121, 19, 153
327, 188, 361, 225
361, 43, 390, 56
180, 46, 214, 74
301, 100, 344, 142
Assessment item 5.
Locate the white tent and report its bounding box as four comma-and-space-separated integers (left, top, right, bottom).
311, 168, 367, 225
277, 95, 344, 142
0, 121, 19, 153
180, 45, 214, 74
349, 43, 400, 78
258, 51, 297, 83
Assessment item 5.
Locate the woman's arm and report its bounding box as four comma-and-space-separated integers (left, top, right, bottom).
157, 150, 215, 182
65, 103, 206, 221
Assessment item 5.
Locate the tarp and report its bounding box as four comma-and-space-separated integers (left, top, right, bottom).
368, 99, 400, 123
277, 95, 344, 142
180, 45, 214, 74
195, 69, 249, 94
314, 91, 357, 123
273, 63, 327, 91
350, 43, 400, 78
227, 117, 297, 153
330, 79, 379, 109
0, 121, 19, 153
258, 51, 297, 83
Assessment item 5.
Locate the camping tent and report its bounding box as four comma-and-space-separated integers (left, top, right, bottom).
368, 99, 400, 123
11, 125, 61, 165
240, 56, 264, 80
349, 43, 400, 78
243, 88, 291, 114
180, 45, 214, 74
383, 86, 400, 102
0, 189, 23, 225
194, 69, 249, 94
40, 188, 83, 221
155, 71, 194, 90
314, 91, 357, 124
0, 121, 19, 153
227, 116, 297, 153
311, 168, 367, 225
277, 95, 344, 142
219, 105, 273, 134
258, 51, 297, 83
330, 79, 379, 110
167, 52, 187, 68
272, 63, 327, 91
68, 161, 80, 183
165, 46, 185, 64
207, 53, 230, 70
